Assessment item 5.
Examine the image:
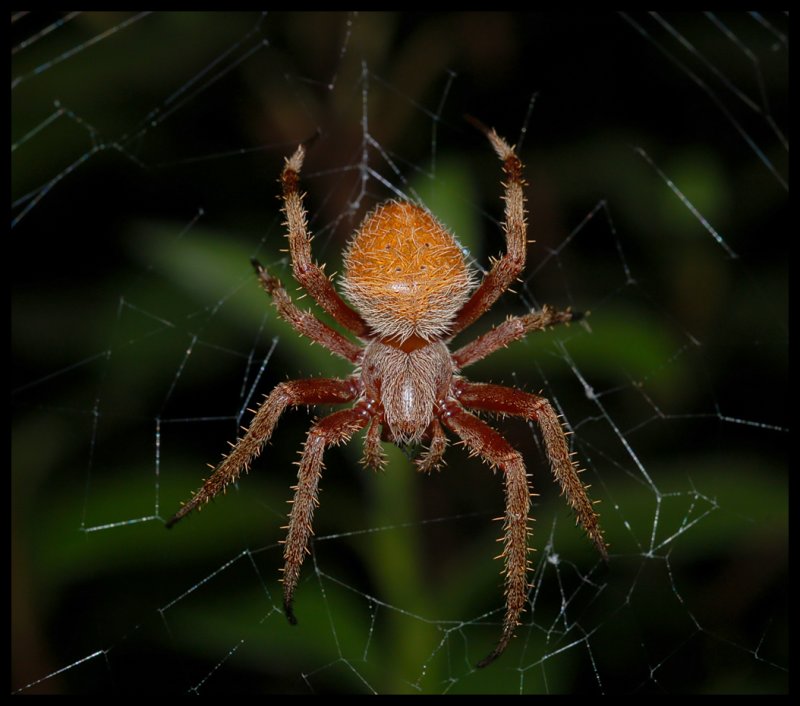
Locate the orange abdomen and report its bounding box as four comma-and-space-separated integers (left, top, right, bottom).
341, 201, 474, 342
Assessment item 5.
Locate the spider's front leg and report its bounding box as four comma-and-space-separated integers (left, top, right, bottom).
457, 381, 608, 559
282, 408, 368, 624
440, 403, 532, 668
166, 378, 358, 528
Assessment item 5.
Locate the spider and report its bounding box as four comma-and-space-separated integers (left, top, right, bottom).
167, 123, 608, 668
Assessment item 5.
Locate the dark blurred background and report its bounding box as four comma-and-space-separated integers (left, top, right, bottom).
12, 12, 787, 694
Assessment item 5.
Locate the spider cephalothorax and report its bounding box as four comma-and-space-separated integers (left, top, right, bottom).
167, 125, 608, 668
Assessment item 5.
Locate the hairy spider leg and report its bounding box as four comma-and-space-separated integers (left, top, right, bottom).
448, 127, 528, 337
166, 378, 357, 528
453, 306, 580, 370
281, 408, 369, 624
252, 258, 362, 363
440, 403, 532, 669
280, 146, 370, 337
456, 381, 607, 559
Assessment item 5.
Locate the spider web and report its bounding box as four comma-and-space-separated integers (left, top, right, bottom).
12, 11, 788, 695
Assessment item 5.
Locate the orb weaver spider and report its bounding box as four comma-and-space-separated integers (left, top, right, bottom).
167, 122, 608, 668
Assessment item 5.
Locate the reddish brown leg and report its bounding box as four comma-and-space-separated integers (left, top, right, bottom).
440, 404, 531, 668
282, 408, 368, 624
453, 306, 580, 370
449, 128, 527, 337
253, 259, 362, 363
281, 146, 370, 337
415, 420, 447, 473
456, 382, 607, 559
166, 378, 358, 528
